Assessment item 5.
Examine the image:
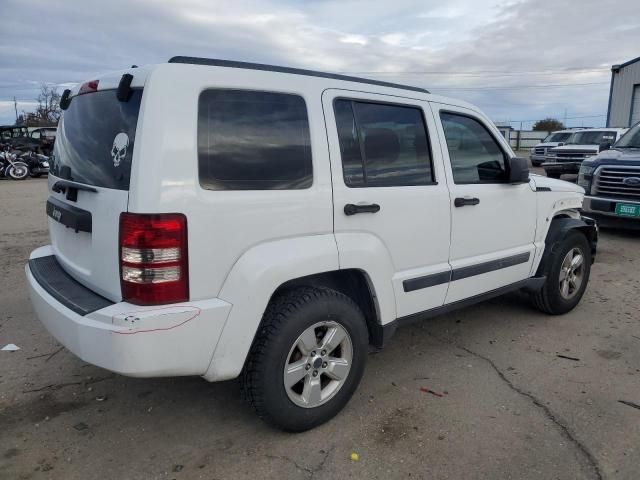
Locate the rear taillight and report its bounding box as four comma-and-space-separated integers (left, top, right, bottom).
119, 213, 188, 305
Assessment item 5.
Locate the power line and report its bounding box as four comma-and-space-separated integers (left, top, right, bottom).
338, 67, 609, 76
502, 114, 607, 123
428, 82, 608, 91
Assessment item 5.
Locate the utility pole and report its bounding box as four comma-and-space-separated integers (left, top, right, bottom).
13, 96, 18, 124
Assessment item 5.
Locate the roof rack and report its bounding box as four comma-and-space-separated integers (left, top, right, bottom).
168, 56, 430, 94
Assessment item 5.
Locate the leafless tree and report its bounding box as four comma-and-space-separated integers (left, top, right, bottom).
16, 83, 61, 126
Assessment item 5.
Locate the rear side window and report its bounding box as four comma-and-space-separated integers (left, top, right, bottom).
334, 99, 434, 187
198, 90, 313, 190
52, 89, 142, 190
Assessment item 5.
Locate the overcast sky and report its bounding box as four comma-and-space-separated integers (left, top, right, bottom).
1, 0, 639, 128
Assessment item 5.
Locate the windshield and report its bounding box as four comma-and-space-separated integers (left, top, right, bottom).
543, 132, 572, 143
567, 130, 617, 145
615, 123, 640, 148
51, 89, 142, 190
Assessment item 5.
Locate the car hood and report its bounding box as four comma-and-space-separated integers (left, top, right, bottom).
594, 148, 640, 161
530, 174, 585, 193
549, 144, 598, 152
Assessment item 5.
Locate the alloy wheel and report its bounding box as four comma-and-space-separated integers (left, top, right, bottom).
559, 247, 585, 299
283, 321, 353, 408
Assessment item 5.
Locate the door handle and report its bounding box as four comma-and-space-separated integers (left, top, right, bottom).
344, 203, 381, 216
454, 197, 480, 207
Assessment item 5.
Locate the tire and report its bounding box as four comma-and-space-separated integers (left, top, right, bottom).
30, 172, 42, 178
242, 286, 369, 432
531, 161, 542, 167
8, 162, 29, 180
546, 171, 561, 179
533, 231, 591, 315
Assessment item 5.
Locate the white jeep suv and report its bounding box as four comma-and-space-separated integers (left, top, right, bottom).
26, 57, 598, 431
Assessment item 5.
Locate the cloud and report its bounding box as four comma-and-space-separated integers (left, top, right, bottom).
1, 0, 639, 127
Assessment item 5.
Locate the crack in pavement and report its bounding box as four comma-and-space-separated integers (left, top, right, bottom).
21, 374, 116, 394
430, 333, 604, 480
266, 445, 335, 479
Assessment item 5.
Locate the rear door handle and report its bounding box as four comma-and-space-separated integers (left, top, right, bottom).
344, 203, 381, 216
454, 197, 480, 207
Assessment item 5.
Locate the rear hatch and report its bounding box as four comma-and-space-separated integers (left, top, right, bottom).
48, 83, 143, 301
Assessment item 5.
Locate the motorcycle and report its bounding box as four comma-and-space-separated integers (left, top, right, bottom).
0, 146, 30, 180
19, 151, 50, 177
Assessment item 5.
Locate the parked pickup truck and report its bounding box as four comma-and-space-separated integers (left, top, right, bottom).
543, 128, 627, 178
530, 129, 578, 166
26, 57, 598, 431
580, 121, 640, 228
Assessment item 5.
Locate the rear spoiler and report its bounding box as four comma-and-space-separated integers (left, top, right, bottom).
60, 73, 135, 111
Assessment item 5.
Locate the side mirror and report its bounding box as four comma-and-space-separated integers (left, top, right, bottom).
507, 157, 529, 184
558, 142, 564, 147
598, 142, 611, 152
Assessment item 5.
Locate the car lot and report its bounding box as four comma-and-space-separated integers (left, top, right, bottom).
1, 175, 639, 480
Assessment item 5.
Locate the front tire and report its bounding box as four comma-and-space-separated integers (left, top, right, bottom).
242, 287, 369, 432
8, 162, 29, 180
533, 231, 591, 315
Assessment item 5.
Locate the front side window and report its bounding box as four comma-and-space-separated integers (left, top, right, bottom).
334, 99, 434, 187
198, 90, 312, 190
440, 112, 507, 184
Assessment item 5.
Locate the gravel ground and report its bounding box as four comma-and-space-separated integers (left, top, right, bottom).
1, 176, 639, 480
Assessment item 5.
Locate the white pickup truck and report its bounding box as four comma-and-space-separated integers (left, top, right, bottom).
26, 57, 597, 431
542, 128, 628, 178
529, 129, 578, 166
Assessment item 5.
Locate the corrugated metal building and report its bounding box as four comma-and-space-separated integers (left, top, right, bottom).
607, 56, 640, 128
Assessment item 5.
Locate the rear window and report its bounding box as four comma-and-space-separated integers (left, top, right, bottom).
51, 89, 142, 190
197, 89, 313, 190
543, 132, 572, 143
334, 99, 434, 187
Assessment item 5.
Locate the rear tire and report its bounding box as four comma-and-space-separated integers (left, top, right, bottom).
242, 286, 368, 432
533, 231, 591, 315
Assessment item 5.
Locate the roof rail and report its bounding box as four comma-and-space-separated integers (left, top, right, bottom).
168, 56, 430, 94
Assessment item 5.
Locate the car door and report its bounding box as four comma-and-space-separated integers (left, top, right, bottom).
322, 89, 451, 319
429, 102, 537, 304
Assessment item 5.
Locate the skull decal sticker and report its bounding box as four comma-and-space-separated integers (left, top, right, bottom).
111, 132, 129, 167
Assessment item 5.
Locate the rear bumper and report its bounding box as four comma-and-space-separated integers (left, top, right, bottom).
26, 246, 232, 378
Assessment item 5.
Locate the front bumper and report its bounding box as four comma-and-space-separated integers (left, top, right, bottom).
541, 161, 582, 174
582, 196, 640, 227
530, 154, 545, 164
26, 246, 232, 378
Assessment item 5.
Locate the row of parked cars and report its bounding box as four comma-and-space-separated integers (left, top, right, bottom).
531, 123, 640, 227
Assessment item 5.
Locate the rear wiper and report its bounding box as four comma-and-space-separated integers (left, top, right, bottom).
52, 179, 97, 202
